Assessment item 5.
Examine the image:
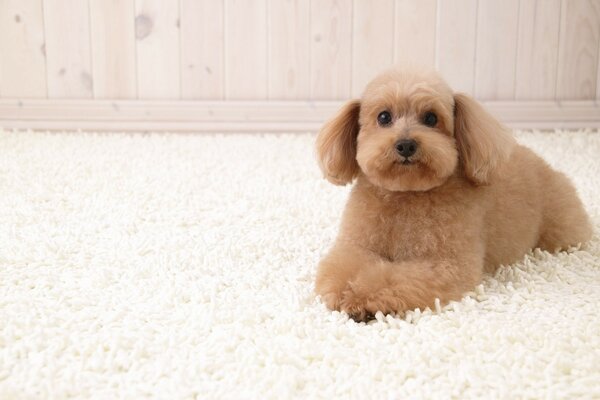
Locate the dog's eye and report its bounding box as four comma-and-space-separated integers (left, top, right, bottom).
377, 111, 392, 127
423, 111, 438, 127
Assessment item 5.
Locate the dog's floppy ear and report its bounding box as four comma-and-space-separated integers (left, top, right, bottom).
315, 100, 361, 185
453, 93, 516, 185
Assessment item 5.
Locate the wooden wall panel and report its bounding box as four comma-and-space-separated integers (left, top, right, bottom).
134, 0, 180, 99
0, 0, 47, 98
0, 0, 598, 103
309, 0, 352, 100
180, 0, 224, 100
224, 0, 268, 100
268, 0, 310, 99
515, 0, 561, 100
474, 0, 520, 100
89, 0, 137, 99
43, 0, 93, 98
351, 0, 395, 97
436, 0, 478, 94
394, 0, 436, 67
556, 0, 600, 100
597, 37, 600, 100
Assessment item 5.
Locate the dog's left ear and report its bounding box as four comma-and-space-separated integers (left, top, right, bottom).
315, 100, 361, 185
453, 93, 516, 185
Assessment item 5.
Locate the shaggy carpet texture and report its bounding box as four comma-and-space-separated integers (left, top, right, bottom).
0, 129, 599, 399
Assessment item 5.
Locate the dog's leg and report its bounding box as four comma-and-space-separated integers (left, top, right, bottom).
315, 245, 382, 312
338, 258, 481, 320
537, 171, 592, 252
316, 246, 482, 321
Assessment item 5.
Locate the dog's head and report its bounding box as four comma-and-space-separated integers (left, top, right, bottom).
316, 67, 515, 191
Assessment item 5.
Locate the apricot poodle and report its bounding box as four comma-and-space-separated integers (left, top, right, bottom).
315, 67, 592, 321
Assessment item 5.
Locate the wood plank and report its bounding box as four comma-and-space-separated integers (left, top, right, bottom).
309, 0, 352, 100
89, 0, 137, 98
351, 0, 395, 97
515, 0, 561, 100
436, 0, 477, 94
598, 35, 600, 100
0, 0, 47, 98
180, 0, 224, 99
474, 0, 520, 100
134, 0, 180, 99
557, 0, 600, 99
224, 0, 268, 99
598, 34, 600, 99
393, 0, 436, 67
43, 0, 93, 98
268, 0, 310, 99
2, 99, 599, 132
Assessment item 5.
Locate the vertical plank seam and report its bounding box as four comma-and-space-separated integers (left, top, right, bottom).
0, 4, 2, 97
219, 0, 225, 100
178, 0, 183, 99
134, 0, 140, 100
308, 0, 312, 101
472, 0, 480, 96
392, 0, 397, 63
512, 0, 522, 100
554, 0, 565, 101
40, 0, 49, 98
433, 0, 441, 70
594, 1, 600, 101
266, 0, 270, 99
87, 0, 95, 98
434, 0, 440, 70
349, 0, 355, 97
223, 0, 228, 100
531, 0, 540, 99
597, 23, 600, 100
0, 8, 2, 97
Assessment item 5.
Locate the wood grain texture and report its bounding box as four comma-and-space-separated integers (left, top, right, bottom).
90, 0, 136, 98
515, 0, 561, 100
43, 0, 93, 98
351, 0, 395, 97
224, 0, 268, 99
309, 0, 352, 99
436, 0, 478, 94
557, 0, 600, 100
474, 0, 520, 100
268, 0, 310, 99
0, 0, 599, 104
180, 0, 224, 99
0, 0, 47, 98
135, 0, 180, 99
394, 0, 436, 67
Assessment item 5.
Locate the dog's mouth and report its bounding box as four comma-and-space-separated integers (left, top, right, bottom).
396, 158, 417, 166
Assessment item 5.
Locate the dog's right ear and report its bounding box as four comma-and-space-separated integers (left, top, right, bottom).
315, 100, 361, 185
453, 93, 516, 185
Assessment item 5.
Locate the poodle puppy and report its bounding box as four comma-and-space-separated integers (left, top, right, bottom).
315, 67, 592, 321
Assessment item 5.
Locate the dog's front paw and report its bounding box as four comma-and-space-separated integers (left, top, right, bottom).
316, 262, 407, 321
319, 290, 344, 311
338, 267, 405, 321
317, 282, 394, 321
339, 286, 400, 321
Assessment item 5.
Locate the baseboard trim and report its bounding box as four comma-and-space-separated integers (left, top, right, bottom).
0, 99, 599, 132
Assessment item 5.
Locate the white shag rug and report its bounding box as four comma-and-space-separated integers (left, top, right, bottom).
0, 129, 599, 399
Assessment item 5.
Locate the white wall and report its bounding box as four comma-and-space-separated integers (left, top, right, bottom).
0, 0, 599, 131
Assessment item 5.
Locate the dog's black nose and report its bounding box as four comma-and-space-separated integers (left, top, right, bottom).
395, 139, 418, 158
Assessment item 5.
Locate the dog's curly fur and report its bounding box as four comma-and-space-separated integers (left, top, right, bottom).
315, 67, 592, 321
